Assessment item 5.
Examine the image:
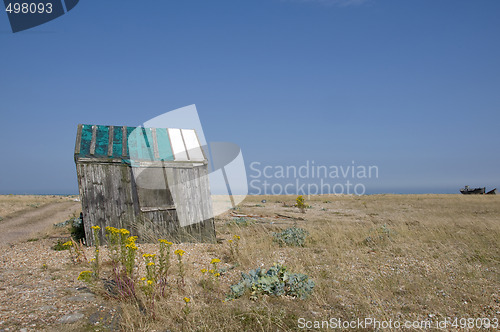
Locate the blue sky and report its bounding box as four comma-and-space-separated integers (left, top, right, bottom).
1, 0, 499, 194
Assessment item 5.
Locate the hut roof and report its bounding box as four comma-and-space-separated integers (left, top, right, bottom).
74, 124, 206, 164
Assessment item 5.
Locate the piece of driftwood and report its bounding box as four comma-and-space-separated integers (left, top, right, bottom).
275, 213, 305, 221
231, 213, 250, 218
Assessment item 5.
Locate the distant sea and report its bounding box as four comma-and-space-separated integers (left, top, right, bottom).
0, 187, 463, 196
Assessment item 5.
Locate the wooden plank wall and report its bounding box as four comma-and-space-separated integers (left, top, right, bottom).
131, 164, 215, 243
76, 162, 215, 245
77, 163, 136, 246
168, 166, 211, 226
168, 165, 215, 242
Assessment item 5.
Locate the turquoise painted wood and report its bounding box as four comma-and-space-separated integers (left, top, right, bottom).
156, 128, 174, 161
112, 126, 123, 157
94, 125, 109, 156
79, 124, 93, 156
77, 124, 175, 163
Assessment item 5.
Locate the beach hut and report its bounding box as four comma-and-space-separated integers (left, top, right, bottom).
74, 124, 215, 245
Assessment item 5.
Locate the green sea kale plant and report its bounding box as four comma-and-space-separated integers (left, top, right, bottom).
226, 264, 314, 301
272, 227, 309, 247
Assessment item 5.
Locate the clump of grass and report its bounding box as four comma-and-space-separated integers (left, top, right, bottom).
52, 239, 69, 251
272, 227, 308, 247
226, 264, 314, 301
363, 224, 395, 247
228, 235, 241, 261
226, 217, 254, 226
56, 239, 86, 263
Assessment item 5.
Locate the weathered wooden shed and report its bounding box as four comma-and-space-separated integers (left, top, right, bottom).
74, 124, 215, 245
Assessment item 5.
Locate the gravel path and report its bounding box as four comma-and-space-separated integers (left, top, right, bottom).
0, 201, 81, 247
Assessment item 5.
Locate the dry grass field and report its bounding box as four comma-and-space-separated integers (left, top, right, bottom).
0, 194, 499, 331
0, 195, 74, 217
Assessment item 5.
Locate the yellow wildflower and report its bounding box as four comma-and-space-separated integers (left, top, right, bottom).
214, 273, 220, 277
184, 297, 190, 303
147, 280, 153, 285
147, 262, 155, 266
119, 229, 130, 236
105, 226, 118, 234
174, 249, 185, 256
63, 241, 73, 246
233, 235, 240, 240
211, 258, 220, 264
126, 236, 137, 243
140, 277, 146, 281
228, 239, 233, 243
201, 268, 207, 273
91, 225, 100, 230
208, 269, 215, 274
77, 270, 92, 281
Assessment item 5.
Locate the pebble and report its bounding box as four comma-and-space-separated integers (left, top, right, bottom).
57, 312, 85, 324
39, 305, 57, 311
66, 292, 95, 302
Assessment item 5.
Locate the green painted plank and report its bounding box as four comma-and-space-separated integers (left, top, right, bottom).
156, 128, 174, 161
126, 126, 137, 161
135, 127, 147, 160
79, 124, 93, 156
142, 127, 156, 161
128, 126, 153, 161
94, 125, 109, 157
112, 126, 123, 158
